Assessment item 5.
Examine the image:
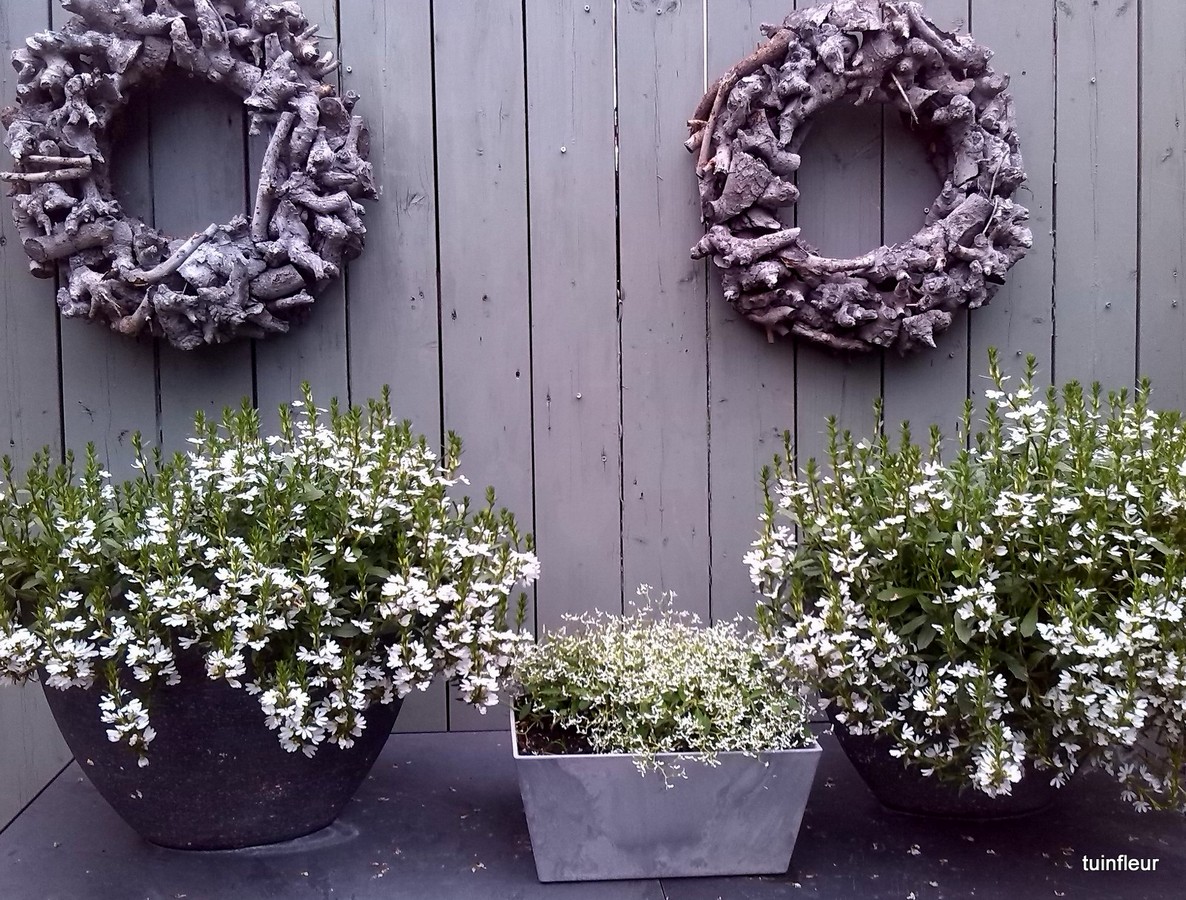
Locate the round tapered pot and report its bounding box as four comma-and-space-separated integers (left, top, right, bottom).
830, 714, 1062, 819
41, 654, 400, 850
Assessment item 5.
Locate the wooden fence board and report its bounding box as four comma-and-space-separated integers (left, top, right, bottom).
793, 0, 882, 472
526, 0, 621, 631
881, 0, 970, 442
968, 0, 1057, 396
1053, 0, 1139, 389
0, 0, 1183, 762
50, 4, 158, 476
0, 0, 71, 830
617, 0, 711, 616
150, 72, 254, 452
433, 0, 533, 729
340, 0, 447, 735
3, 4, 63, 468
254, 0, 346, 432
1139, 0, 1186, 406
706, 0, 798, 624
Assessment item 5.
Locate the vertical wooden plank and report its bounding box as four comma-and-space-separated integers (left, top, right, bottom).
793, 0, 882, 471
527, 0, 620, 632
341, 0, 446, 733
50, 4, 158, 476
618, 0, 710, 616
2, 4, 63, 467
1139, 0, 1186, 405
969, 0, 1057, 395
151, 72, 254, 452
881, 0, 970, 442
434, 0, 532, 729
254, 0, 346, 432
1054, 0, 1138, 389
341, 3, 441, 430
706, 0, 797, 624
0, 0, 72, 829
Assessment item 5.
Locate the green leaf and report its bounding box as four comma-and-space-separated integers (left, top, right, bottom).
1146, 536, 1174, 556
914, 624, 937, 651
899, 613, 929, 636
953, 614, 974, 644
1020, 602, 1040, 638
1001, 654, 1029, 682
332, 623, 362, 638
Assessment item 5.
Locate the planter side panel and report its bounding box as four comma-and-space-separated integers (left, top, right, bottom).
516, 749, 820, 882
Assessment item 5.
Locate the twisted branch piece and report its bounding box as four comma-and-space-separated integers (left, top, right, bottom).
688, 0, 1032, 354
2, 0, 377, 349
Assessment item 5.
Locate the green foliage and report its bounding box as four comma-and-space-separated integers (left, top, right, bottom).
511, 586, 813, 777
750, 351, 1186, 809
0, 386, 537, 761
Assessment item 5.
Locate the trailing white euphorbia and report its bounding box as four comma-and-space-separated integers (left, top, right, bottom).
750, 350, 1186, 811
0, 387, 536, 765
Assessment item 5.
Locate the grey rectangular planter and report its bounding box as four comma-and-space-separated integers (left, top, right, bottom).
511, 712, 822, 882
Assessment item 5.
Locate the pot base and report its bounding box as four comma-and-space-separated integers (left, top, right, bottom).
42, 657, 400, 851
832, 720, 1062, 820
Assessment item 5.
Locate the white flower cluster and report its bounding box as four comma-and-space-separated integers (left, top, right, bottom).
750, 351, 1186, 810
512, 585, 813, 778
0, 389, 537, 764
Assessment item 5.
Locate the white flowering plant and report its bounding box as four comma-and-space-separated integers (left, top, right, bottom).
0, 388, 537, 764
749, 350, 1186, 811
510, 586, 814, 776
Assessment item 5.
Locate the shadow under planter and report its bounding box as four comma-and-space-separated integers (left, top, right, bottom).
41, 655, 401, 851
511, 712, 822, 882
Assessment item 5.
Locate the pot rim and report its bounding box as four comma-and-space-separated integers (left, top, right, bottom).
508, 709, 822, 762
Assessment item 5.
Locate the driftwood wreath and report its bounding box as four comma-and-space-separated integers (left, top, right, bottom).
687, 0, 1031, 354
2, 0, 375, 350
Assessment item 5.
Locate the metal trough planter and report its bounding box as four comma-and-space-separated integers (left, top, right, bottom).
511, 712, 822, 882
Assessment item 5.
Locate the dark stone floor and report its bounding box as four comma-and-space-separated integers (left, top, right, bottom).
1, 731, 1183, 900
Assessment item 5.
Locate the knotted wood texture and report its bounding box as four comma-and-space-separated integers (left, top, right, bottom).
688, 0, 1031, 354
2, 0, 376, 349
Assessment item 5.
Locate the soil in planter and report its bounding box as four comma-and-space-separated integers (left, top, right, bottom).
514, 715, 596, 756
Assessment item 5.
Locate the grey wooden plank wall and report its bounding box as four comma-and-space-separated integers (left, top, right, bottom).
0, 0, 1173, 819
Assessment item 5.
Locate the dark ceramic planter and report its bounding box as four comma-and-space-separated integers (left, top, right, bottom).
829, 713, 1061, 819
42, 654, 401, 850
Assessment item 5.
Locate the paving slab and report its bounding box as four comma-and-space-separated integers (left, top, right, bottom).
1, 732, 1182, 899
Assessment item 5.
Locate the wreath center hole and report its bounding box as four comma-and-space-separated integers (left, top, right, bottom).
794, 103, 944, 257
111, 72, 250, 237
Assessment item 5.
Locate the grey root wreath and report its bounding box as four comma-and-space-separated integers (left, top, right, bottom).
2, 0, 376, 350
687, 0, 1032, 354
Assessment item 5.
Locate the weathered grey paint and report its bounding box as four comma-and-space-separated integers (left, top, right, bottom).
254, 0, 349, 434
968, 0, 1056, 400
881, 0, 971, 443
527, 0, 621, 631
1055, 0, 1139, 388
792, 0, 883, 471
0, 0, 1172, 815
618, 0, 712, 619
706, 0, 799, 625
1139, 0, 1186, 410
434, 0, 535, 731
340, 0, 447, 733
0, 1, 72, 832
